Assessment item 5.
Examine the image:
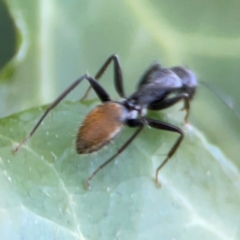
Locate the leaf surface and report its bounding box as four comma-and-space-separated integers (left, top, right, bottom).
0, 101, 239, 240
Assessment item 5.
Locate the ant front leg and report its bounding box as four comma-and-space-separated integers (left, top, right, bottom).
149, 93, 191, 123
13, 75, 111, 153
81, 54, 126, 100
145, 117, 184, 187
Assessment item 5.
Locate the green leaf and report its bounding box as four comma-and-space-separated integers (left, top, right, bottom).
1, 101, 240, 240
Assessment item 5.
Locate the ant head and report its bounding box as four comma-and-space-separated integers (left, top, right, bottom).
171, 66, 198, 88
171, 66, 198, 99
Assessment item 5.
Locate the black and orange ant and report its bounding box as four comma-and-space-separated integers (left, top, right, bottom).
13, 54, 198, 189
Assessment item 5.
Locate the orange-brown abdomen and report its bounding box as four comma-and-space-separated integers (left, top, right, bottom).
76, 102, 126, 154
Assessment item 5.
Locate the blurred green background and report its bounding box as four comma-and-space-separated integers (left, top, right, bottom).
0, 0, 240, 161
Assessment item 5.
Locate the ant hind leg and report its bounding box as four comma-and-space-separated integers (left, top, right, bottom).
13, 75, 111, 153
81, 54, 126, 101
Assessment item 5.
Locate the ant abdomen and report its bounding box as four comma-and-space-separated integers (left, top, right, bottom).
76, 102, 125, 154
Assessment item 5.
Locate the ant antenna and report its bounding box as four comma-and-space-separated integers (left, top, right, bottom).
200, 80, 240, 121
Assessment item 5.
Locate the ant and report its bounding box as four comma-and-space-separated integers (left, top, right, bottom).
13, 54, 197, 189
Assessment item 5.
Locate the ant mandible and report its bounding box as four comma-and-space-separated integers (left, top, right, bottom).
13, 54, 198, 189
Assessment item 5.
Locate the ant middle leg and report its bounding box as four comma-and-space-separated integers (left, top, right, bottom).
145, 117, 184, 187
81, 54, 125, 100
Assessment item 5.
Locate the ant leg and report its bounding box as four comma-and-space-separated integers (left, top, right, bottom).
13, 75, 111, 153
182, 98, 190, 123
86, 119, 144, 189
149, 93, 191, 123
145, 117, 184, 187
81, 54, 125, 100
